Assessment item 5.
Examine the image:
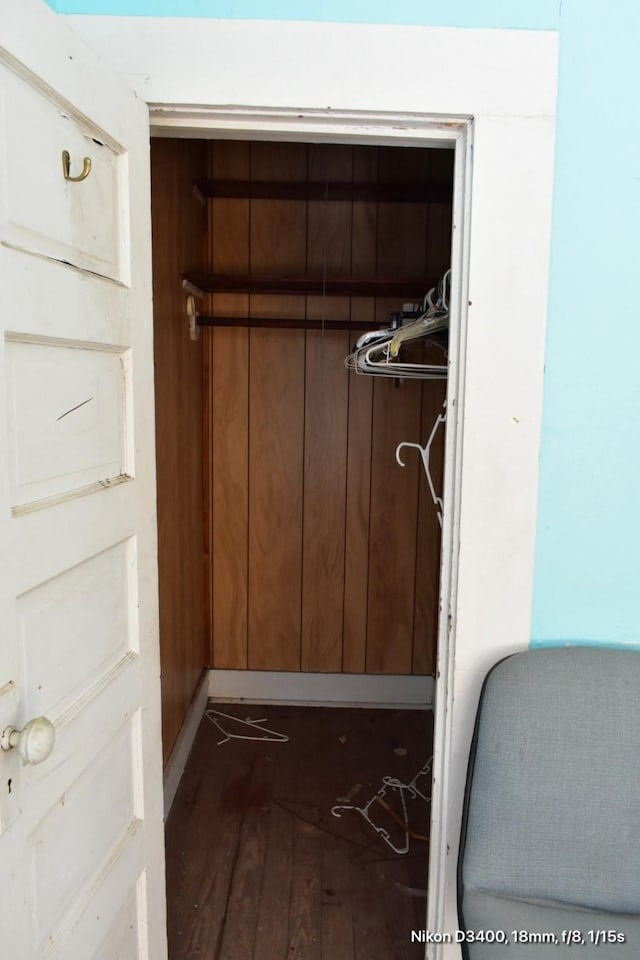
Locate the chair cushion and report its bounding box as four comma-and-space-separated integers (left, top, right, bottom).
460, 889, 640, 959
460, 648, 640, 914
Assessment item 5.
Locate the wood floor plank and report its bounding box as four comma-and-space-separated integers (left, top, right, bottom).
321, 841, 356, 960
288, 818, 323, 960
218, 755, 273, 960
165, 705, 433, 960
376, 856, 428, 958
165, 722, 253, 959
351, 856, 391, 960
253, 733, 296, 960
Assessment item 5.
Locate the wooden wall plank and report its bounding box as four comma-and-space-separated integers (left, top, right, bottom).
209, 141, 251, 669
376, 146, 430, 282
202, 328, 213, 667
249, 141, 308, 321
425, 148, 454, 283
306, 143, 353, 321
365, 146, 429, 675
301, 329, 349, 671
248, 329, 305, 670
210, 140, 251, 322
301, 145, 352, 672
342, 145, 378, 673
203, 148, 216, 662
351, 146, 378, 326
151, 138, 208, 765
342, 371, 373, 674
212, 328, 249, 668
366, 377, 422, 674
247, 143, 307, 671
374, 146, 431, 325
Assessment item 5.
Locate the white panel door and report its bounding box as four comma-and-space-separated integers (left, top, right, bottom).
0, 2, 167, 958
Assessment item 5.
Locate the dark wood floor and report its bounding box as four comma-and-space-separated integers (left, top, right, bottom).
165, 704, 433, 959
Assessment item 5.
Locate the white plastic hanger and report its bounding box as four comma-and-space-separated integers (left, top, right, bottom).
396, 402, 447, 526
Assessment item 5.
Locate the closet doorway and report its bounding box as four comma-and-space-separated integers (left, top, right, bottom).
150, 119, 466, 958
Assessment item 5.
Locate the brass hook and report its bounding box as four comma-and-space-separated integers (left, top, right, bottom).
186, 294, 200, 341
62, 150, 92, 182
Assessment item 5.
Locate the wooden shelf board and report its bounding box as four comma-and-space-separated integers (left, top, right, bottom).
194, 178, 452, 204
183, 271, 430, 299
196, 315, 384, 330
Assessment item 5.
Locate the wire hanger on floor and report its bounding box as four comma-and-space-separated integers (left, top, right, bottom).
205, 707, 290, 745
331, 756, 433, 855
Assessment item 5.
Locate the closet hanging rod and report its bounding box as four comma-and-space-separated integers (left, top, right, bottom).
183, 272, 432, 299
193, 179, 452, 204
195, 315, 385, 331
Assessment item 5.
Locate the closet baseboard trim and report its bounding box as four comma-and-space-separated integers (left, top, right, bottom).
163, 669, 209, 819
208, 669, 433, 709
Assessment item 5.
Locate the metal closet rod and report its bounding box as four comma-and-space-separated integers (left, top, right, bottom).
196, 315, 381, 331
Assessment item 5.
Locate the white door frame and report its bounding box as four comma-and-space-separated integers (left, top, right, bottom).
151, 103, 472, 950
12, 9, 559, 955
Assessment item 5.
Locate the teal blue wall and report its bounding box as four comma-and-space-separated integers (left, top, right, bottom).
50, 0, 640, 650
46, 0, 560, 30
531, 1, 640, 650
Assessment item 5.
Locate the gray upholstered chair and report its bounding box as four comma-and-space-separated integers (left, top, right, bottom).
458, 647, 640, 958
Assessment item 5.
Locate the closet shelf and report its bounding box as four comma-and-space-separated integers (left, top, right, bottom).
195, 315, 384, 331
193, 178, 452, 204
183, 271, 430, 299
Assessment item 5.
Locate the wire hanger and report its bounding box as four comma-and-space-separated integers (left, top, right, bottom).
205, 708, 290, 745
345, 269, 451, 380
347, 342, 448, 380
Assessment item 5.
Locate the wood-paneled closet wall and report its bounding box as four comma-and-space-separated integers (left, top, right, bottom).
203, 140, 453, 676
151, 139, 208, 764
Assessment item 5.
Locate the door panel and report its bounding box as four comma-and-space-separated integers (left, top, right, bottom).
17, 537, 138, 721
92, 879, 148, 960
29, 713, 141, 949
0, 2, 166, 958
0, 63, 125, 283
6, 337, 132, 512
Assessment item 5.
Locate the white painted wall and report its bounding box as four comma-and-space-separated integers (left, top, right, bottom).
64, 16, 558, 955
61, 18, 557, 118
